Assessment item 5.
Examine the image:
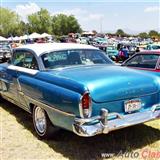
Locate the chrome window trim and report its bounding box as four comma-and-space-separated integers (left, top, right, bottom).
7, 65, 39, 75
12, 48, 45, 71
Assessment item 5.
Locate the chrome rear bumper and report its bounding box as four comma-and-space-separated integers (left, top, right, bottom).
72, 104, 160, 137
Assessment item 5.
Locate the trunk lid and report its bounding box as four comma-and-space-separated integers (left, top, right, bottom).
48, 65, 159, 103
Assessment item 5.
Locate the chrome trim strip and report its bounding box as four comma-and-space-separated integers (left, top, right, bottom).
0, 78, 13, 84
8, 65, 39, 75
26, 95, 75, 117
73, 104, 160, 137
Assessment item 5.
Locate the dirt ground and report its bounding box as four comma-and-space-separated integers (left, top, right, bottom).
1, 100, 160, 160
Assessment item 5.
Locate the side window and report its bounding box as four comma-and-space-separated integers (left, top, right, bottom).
12, 51, 25, 67
23, 52, 39, 70
12, 51, 39, 70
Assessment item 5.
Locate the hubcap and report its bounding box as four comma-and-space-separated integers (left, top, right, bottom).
34, 107, 46, 133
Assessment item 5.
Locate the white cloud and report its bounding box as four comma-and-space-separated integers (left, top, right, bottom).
144, 6, 160, 13
51, 8, 104, 30
51, 8, 88, 17
15, 2, 40, 21
87, 13, 104, 20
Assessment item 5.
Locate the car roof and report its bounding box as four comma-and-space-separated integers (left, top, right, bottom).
16, 43, 98, 56
138, 50, 160, 54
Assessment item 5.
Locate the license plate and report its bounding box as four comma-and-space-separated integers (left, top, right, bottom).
124, 99, 141, 113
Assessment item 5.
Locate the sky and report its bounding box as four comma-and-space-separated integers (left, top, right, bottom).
1, 0, 160, 34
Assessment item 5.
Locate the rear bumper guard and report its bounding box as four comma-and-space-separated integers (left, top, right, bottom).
72, 104, 160, 137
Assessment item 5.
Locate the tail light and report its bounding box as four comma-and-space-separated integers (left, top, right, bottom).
79, 92, 92, 118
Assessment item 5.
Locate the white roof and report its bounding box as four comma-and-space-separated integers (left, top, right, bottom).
17, 43, 98, 56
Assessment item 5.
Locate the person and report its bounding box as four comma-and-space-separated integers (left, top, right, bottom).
118, 47, 125, 62
117, 43, 121, 50
135, 47, 140, 52
122, 46, 129, 61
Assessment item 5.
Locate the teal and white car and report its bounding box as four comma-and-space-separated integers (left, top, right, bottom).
106, 45, 119, 60
145, 44, 160, 50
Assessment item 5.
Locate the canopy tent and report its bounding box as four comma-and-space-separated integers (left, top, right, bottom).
13, 36, 20, 41
21, 34, 29, 40
29, 32, 42, 39
7, 37, 13, 41
7, 36, 20, 41
0, 36, 8, 41
5, 32, 52, 42
41, 33, 52, 38
82, 31, 95, 35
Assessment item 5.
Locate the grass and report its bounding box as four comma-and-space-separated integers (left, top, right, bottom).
1, 100, 160, 160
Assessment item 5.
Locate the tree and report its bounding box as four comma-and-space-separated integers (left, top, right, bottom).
115, 29, 125, 36
148, 30, 159, 38
0, 7, 82, 37
13, 21, 29, 36
67, 15, 82, 33
28, 8, 52, 34
92, 30, 97, 35
138, 32, 149, 39
0, 7, 20, 37
52, 14, 82, 36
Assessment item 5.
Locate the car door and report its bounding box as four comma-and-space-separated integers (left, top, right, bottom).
2, 49, 39, 110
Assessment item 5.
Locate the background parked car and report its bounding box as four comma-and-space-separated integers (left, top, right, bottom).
122, 50, 160, 74
145, 44, 160, 50
0, 42, 12, 62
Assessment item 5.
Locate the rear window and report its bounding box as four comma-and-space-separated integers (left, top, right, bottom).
41, 49, 113, 69
124, 54, 159, 69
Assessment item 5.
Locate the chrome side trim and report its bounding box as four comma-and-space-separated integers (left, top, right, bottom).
73, 104, 160, 137
8, 65, 39, 75
26, 95, 75, 117
0, 78, 13, 84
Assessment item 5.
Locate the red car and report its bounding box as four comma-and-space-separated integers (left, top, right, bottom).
122, 51, 160, 73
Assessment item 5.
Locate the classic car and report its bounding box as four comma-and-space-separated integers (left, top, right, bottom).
93, 37, 108, 45
106, 45, 119, 60
0, 42, 12, 62
122, 51, 160, 74
145, 44, 160, 50
0, 43, 160, 139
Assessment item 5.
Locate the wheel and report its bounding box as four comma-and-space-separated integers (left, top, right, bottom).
33, 106, 58, 139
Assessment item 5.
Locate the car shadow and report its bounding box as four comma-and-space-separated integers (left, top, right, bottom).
1, 100, 160, 160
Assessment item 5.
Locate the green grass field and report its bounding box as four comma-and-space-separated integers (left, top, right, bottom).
1, 100, 160, 160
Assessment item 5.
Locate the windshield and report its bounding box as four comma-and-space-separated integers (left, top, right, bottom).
41, 49, 113, 69
124, 54, 159, 69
